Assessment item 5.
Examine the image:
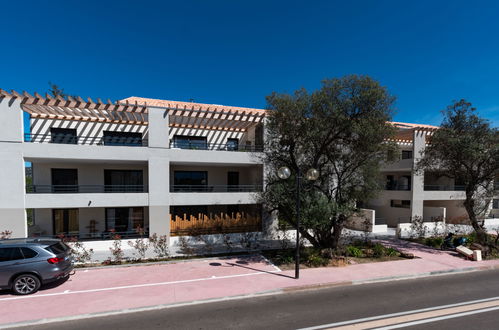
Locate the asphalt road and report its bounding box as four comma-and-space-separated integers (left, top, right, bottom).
19, 269, 499, 330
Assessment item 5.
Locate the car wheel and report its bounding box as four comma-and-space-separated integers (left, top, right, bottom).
12, 274, 41, 295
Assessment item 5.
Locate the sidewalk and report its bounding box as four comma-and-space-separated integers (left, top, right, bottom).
1, 239, 499, 328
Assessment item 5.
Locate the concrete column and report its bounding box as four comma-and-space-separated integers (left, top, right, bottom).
147, 106, 169, 148
148, 156, 170, 238
0, 96, 27, 238
410, 130, 426, 221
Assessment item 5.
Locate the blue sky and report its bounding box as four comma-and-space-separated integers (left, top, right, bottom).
1, 0, 498, 127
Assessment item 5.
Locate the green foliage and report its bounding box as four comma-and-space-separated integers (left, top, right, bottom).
306, 253, 330, 267
261, 75, 397, 249
346, 245, 363, 257
424, 237, 444, 248
417, 100, 499, 245
372, 243, 385, 258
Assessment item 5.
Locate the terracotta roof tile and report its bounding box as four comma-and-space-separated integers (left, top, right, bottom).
121, 97, 266, 115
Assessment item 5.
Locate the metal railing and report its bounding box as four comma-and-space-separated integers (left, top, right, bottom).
170, 141, 264, 152
24, 133, 148, 147
170, 184, 263, 192
26, 185, 148, 193
385, 184, 411, 191
33, 230, 149, 241
424, 184, 466, 191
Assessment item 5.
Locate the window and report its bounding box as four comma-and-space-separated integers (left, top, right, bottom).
44, 242, 69, 255
50, 128, 77, 144
105, 207, 144, 233
226, 138, 239, 151
53, 209, 79, 235
0, 248, 24, 262
103, 131, 142, 146
493, 199, 499, 209
174, 171, 208, 191
401, 150, 413, 159
51, 169, 78, 193
20, 247, 38, 259
391, 200, 411, 208
104, 170, 143, 192
172, 135, 207, 150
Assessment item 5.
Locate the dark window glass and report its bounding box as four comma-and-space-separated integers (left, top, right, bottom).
493, 199, 499, 209
104, 170, 144, 192
174, 171, 208, 191
103, 131, 142, 146
21, 247, 38, 259
45, 242, 70, 255
105, 207, 144, 233
401, 150, 413, 159
0, 248, 24, 262
51, 128, 77, 144
51, 169, 78, 193
391, 200, 411, 208
227, 205, 240, 216
173, 135, 207, 149
226, 138, 239, 151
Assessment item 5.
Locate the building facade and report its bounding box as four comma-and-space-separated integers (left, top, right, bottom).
0, 90, 497, 242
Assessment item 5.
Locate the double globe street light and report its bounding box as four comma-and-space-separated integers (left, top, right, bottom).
277, 166, 319, 279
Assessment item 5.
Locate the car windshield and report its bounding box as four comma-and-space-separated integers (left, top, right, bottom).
44, 242, 69, 255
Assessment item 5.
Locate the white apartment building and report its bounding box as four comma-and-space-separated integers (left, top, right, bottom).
0, 91, 265, 241
0, 90, 497, 242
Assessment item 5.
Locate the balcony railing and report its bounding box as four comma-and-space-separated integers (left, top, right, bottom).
26, 185, 148, 193
170, 184, 263, 192
24, 133, 148, 147
31, 230, 149, 241
385, 184, 411, 191
170, 141, 263, 152
424, 184, 466, 191
170, 212, 262, 236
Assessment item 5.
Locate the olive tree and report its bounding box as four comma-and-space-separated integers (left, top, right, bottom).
261, 75, 397, 249
418, 100, 499, 246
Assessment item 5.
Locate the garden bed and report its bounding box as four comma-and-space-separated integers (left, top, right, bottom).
262, 240, 407, 270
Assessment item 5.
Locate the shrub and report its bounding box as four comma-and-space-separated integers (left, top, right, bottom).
346, 245, 363, 258
424, 237, 444, 248
64, 237, 94, 263
385, 247, 399, 257
306, 253, 330, 267
108, 230, 124, 264
149, 233, 170, 258
0, 230, 12, 239
373, 243, 386, 258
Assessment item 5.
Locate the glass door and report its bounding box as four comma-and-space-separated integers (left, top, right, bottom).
53, 209, 79, 236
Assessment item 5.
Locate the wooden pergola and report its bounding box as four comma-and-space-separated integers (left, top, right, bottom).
0, 90, 266, 131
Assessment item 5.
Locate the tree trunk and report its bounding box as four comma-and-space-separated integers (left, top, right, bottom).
331, 221, 344, 249
463, 190, 488, 246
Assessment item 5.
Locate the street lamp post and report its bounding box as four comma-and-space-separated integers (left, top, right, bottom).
277, 166, 319, 279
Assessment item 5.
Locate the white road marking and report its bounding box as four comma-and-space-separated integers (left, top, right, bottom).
261, 254, 282, 272
0, 269, 281, 302
298, 296, 499, 330
375, 305, 499, 329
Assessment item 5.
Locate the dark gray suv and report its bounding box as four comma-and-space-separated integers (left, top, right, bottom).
0, 238, 74, 295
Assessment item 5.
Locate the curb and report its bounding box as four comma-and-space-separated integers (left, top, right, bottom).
3, 263, 499, 329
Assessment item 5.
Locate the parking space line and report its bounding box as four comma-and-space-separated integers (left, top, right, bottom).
0, 269, 282, 302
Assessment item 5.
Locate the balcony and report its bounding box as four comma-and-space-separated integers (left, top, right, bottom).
424, 185, 465, 191
170, 184, 262, 192
385, 184, 411, 191
170, 141, 263, 152
24, 133, 148, 147
26, 185, 148, 193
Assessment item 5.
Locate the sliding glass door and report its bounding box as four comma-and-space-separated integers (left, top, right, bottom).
105, 207, 144, 233
53, 209, 79, 236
